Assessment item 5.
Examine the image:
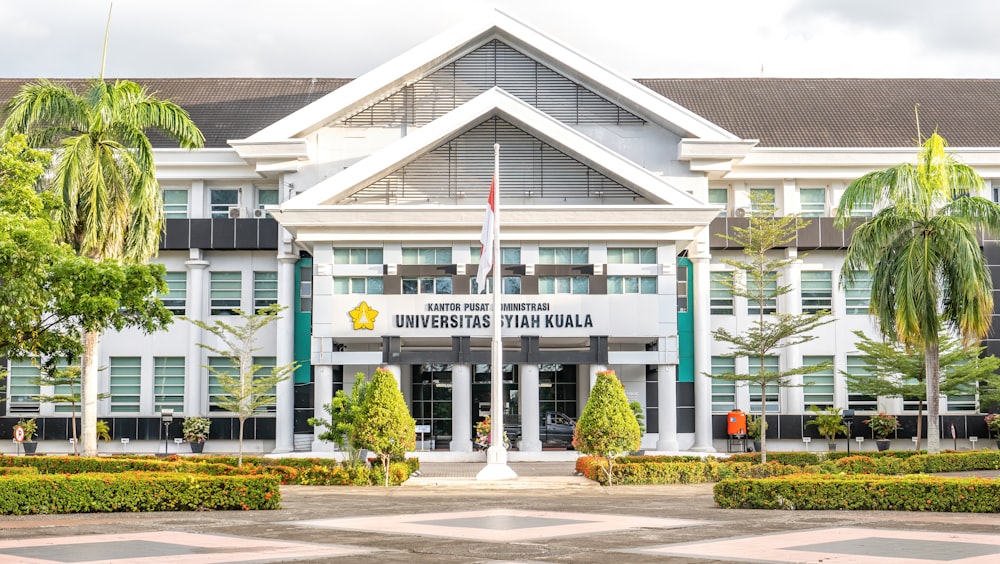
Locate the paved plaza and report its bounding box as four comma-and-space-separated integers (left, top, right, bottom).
1, 462, 999, 563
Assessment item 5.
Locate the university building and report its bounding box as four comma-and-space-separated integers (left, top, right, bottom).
3, 11, 1000, 454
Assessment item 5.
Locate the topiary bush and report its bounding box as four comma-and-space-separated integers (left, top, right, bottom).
573, 370, 641, 486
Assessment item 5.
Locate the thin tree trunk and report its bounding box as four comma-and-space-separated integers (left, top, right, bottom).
81, 330, 100, 457
238, 417, 246, 466
925, 344, 941, 454
915, 400, 924, 452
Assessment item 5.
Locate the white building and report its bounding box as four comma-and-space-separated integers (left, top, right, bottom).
3, 11, 999, 454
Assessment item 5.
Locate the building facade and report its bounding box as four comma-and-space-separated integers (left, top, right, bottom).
3, 12, 1000, 453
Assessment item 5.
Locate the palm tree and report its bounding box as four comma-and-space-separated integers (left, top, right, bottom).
1, 78, 203, 456
836, 132, 1000, 454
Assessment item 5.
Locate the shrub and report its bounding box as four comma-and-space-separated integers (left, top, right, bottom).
865, 413, 900, 440
354, 367, 416, 487
573, 370, 641, 486
182, 417, 211, 443
727, 452, 820, 466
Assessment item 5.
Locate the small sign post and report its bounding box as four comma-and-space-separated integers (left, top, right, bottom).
14, 425, 24, 456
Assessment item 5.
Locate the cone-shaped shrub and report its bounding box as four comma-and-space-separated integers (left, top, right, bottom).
354, 367, 416, 486
573, 370, 641, 485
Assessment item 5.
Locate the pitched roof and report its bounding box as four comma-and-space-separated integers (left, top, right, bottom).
3, 77, 999, 149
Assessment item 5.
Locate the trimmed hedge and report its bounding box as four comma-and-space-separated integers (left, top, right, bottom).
0, 466, 38, 476
0, 472, 280, 515
576, 456, 801, 485
727, 452, 821, 466
0, 455, 237, 476
715, 474, 1000, 512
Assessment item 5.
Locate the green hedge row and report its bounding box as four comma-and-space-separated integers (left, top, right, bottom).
0, 466, 38, 476
576, 456, 801, 485
0, 472, 281, 515
714, 474, 1000, 512
0, 455, 238, 476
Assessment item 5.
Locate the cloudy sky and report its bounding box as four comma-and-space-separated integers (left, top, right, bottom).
2, 0, 999, 79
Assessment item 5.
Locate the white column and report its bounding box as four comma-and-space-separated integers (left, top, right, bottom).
273, 255, 297, 453
184, 251, 209, 415
783, 250, 804, 412
451, 364, 473, 452
385, 364, 403, 390
588, 364, 606, 389
576, 365, 590, 414
656, 364, 679, 451
312, 365, 334, 452
519, 364, 542, 451
691, 249, 716, 452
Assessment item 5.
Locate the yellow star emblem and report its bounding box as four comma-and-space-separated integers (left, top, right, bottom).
349, 301, 378, 330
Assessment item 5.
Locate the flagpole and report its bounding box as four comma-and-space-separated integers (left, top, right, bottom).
478, 143, 517, 481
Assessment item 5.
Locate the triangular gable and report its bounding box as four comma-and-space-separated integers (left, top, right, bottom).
284, 88, 709, 210
241, 10, 739, 145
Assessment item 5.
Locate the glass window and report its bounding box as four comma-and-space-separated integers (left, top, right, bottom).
253, 271, 278, 312
333, 277, 384, 294
802, 356, 834, 408
209, 357, 274, 413
750, 188, 776, 214
8, 360, 40, 413
163, 189, 188, 219
748, 356, 779, 413
747, 274, 777, 315
470, 247, 520, 265
538, 247, 588, 264
844, 271, 872, 315
210, 272, 241, 315
607, 248, 656, 264
161, 272, 187, 315
801, 271, 833, 314
333, 248, 383, 265
539, 276, 589, 294
846, 355, 877, 412
800, 188, 826, 217
607, 276, 656, 294
676, 265, 688, 313
472, 276, 521, 294
709, 188, 729, 216
210, 189, 239, 218
109, 357, 141, 413
257, 189, 279, 208
154, 357, 185, 413
710, 271, 734, 315
538, 364, 577, 417
402, 277, 453, 294
946, 382, 977, 412
711, 357, 736, 413
402, 247, 452, 265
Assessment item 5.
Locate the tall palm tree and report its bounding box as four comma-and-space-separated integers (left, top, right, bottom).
2, 78, 203, 456
836, 132, 1000, 453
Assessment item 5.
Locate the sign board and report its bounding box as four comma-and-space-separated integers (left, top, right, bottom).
14, 426, 24, 443
415, 425, 431, 434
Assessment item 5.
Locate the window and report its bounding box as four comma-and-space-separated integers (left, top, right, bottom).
253, 357, 277, 413
402, 247, 452, 265
154, 357, 185, 413
403, 277, 453, 294
844, 271, 872, 315
845, 355, 877, 411
802, 356, 834, 408
161, 272, 187, 315
334, 248, 383, 265
253, 271, 278, 312
163, 190, 188, 219
711, 357, 736, 413
710, 271, 734, 315
471, 276, 521, 294
538, 364, 577, 417
748, 356, 779, 413
801, 271, 833, 314
210, 272, 241, 315
299, 265, 313, 312
257, 189, 279, 212
470, 247, 520, 265
538, 276, 589, 294
7, 360, 40, 413
334, 277, 384, 294
747, 274, 777, 315
750, 188, 776, 214
538, 247, 588, 264
850, 199, 874, 217
109, 357, 141, 413
708, 188, 729, 216
946, 383, 977, 412
209, 357, 275, 413
210, 189, 239, 218
607, 248, 656, 264
800, 188, 826, 217
676, 265, 688, 313
607, 276, 656, 294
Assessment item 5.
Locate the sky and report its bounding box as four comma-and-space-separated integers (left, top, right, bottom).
2, 0, 1000, 79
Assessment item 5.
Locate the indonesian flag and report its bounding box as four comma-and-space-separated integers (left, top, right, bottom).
476, 176, 496, 293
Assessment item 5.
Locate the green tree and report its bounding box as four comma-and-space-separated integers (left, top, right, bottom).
185, 305, 297, 466
309, 372, 370, 466
353, 367, 415, 487
836, 132, 1000, 454
31, 363, 110, 455
572, 370, 641, 486
843, 330, 1000, 449
708, 192, 833, 462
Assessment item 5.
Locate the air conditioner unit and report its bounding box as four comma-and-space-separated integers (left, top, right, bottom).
252, 208, 267, 219
734, 207, 750, 217
227, 206, 242, 219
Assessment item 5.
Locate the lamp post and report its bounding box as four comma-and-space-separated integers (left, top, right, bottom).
161, 409, 174, 456
842, 409, 855, 455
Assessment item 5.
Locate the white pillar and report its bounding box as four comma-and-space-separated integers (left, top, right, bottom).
519, 363, 542, 451
184, 251, 209, 415
451, 364, 473, 452
588, 364, 606, 389
656, 364, 679, 451
783, 250, 804, 413
691, 250, 716, 452
312, 365, 334, 452
273, 255, 297, 453
576, 365, 590, 415
385, 364, 403, 390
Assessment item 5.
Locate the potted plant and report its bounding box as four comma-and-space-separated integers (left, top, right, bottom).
15, 418, 38, 455
805, 405, 847, 451
865, 413, 899, 451
182, 416, 211, 453
985, 413, 1000, 449
746, 414, 766, 452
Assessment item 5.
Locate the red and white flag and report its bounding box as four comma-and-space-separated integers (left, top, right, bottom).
476, 176, 496, 293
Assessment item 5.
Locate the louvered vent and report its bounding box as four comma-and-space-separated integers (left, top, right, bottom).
338, 40, 645, 127
346, 117, 648, 205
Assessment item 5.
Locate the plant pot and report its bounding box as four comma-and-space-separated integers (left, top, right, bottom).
21, 442, 37, 455
752, 440, 761, 452
876, 439, 891, 452
190, 442, 204, 454
996, 440, 1000, 450
827, 442, 837, 451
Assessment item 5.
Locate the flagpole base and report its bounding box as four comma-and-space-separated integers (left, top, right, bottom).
476, 445, 518, 481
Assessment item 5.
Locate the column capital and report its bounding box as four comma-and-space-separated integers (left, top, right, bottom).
278, 254, 299, 265
185, 260, 209, 269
